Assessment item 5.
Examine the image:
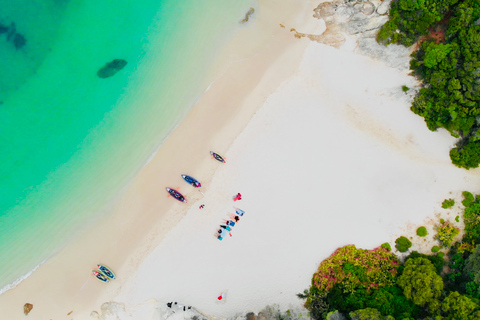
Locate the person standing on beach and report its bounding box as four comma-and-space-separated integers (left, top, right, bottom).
233, 193, 242, 201
217, 290, 227, 301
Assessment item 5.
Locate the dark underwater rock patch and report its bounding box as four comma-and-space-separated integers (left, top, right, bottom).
97, 59, 128, 79
0, 21, 27, 50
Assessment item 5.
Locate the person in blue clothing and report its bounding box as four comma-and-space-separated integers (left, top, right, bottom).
220, 225, 231, 231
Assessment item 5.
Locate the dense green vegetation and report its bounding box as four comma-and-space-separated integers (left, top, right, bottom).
378, 0, 480, 168
299, 191, 480, 319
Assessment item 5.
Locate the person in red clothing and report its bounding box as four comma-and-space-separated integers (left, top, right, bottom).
233, 193, 242, 201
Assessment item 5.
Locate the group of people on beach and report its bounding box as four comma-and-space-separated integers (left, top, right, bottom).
216, 205, 245, 241
166, 301, 192, 312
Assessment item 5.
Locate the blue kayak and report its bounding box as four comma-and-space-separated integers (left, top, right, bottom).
166, 187, 187, 203
182, 174, 201, 188
97, 264, 116, 280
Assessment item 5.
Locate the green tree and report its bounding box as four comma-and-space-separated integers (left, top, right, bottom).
441, 291, 479, 319
397, 257, 444, 306
349, 308, 394, 320
463, 245, 480, 285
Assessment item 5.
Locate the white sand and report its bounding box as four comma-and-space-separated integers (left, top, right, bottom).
3, 1, 480, 319
107, 42, 480, 318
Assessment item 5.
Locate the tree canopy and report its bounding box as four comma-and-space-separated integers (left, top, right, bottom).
397, 257, 444, 306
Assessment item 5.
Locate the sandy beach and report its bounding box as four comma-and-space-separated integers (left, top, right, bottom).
2, 0, 480, 319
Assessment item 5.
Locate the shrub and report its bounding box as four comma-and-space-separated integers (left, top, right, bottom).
381, 242, 392, 251
395, 236, 412, 253
455, 215, 460, 222
417, 227, 428, 237
435, 220, 460, 247
437, 252, 445, 259
462, 191, 474, 207
442, 199, 455, 209
402, 85, 409, 93
432, 246, 440, 253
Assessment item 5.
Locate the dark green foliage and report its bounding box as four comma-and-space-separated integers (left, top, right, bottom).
381, 242, 391, 251
377, 0, 459, 46
396, 236, 413, 252
397, 257, 444, 306
450, 140, 480, 169
417, 226, 428, 237
402, 85, 410, 92
298, 288, 330, 320
464, 245, 480, 285
432, 246, 440, 253
442, 199, 455, 209
438, 252, 445, 259
326, 285, 420, 320
461, 193, 480, 244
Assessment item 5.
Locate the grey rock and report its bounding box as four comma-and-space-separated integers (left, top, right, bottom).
346, 15, 388, 34
376, 0, 392, 15
97, 59, 128, 79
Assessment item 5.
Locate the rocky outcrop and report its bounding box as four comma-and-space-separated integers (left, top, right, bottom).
241, 8, 255, 23
289, 0, 412, 70
23, 303, 33, 315
97, 59, 128, 79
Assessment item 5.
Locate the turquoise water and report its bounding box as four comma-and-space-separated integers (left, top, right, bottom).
0, 0, 251, 291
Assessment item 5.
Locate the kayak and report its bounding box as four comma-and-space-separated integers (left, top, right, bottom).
97, 264, 116, 280
166, 187, 187, 203
181, 174, 201, 188
92, 270, 109, 283
210, 151, 226, 163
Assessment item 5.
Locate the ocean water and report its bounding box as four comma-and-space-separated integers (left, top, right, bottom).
0, 0, 252, 291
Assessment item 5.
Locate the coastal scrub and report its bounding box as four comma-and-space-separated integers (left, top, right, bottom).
436, 220, 460, 247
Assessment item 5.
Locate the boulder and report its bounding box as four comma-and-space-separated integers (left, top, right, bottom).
97, 59, 127, 79
376, 0, 392, 15
23, 303, 33, 315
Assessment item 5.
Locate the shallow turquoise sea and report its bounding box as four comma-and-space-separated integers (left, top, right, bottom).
0, 0, 251, 291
